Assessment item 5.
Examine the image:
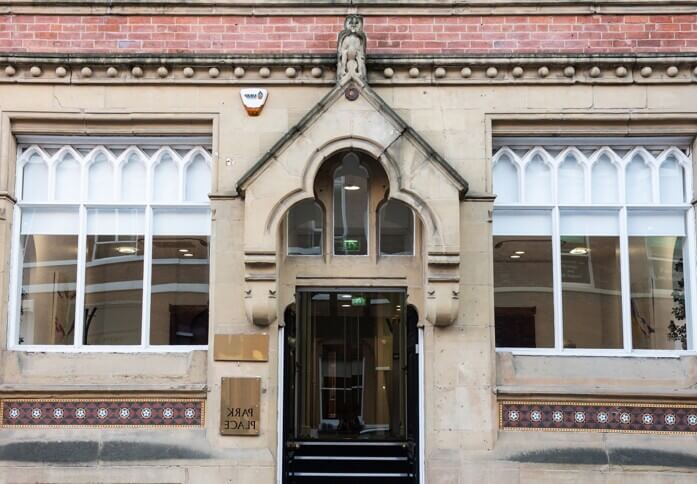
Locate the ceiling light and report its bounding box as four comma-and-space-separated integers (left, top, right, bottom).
341, 304, 351, 308
116, 246, 137, 255
339, 294, 352, 299
178, 249, 190, 253
183, 253, 194, 257
510, 254, 521, 259
344, 185, 360, 191
514, 251, 525, 255
570, 247, 589, 255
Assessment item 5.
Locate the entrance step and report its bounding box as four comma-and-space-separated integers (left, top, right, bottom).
285, 441, 416, 484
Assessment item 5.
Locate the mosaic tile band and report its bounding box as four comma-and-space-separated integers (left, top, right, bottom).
1, 399, 205, 428
500, 400, 697, 434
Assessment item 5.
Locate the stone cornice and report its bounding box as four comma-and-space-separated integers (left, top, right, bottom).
0, 0, 695, 16
3, 53, 697, 86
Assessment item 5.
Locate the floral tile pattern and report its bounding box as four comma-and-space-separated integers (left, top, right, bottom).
500, 400, 697, 434
1, 399, 205, 428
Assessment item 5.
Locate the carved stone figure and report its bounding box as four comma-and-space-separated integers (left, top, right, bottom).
337, 15, 367, 81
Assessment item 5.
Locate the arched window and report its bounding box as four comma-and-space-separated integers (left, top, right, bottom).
333, 152, 369, 255
55, 150, 81, 202
153, 151, 179, 202
287, 199, 324, 256
121, 151, 147, 202
625, 153, 652, 204
591, 154, 618, 204
558, 153, 585, 204
379, 199, 414, 255
659, 154, 685, 203
492, 153, 519, 204
524, 154, 552, 203
87, 151, 114, 202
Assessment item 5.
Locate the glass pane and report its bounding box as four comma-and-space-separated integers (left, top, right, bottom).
659, 156, 685, 204
55, 154, 81, 202
84, 209, 145, 345
493, 155, 518, 204
524, 155, 552, 204
185, 155, 210, 202
150, 235, 209, 345
379, 200, 414, 256
333, 153, 369, 255
18, 234, 78, 345
121, 153, 147, 202
87, 153, 114, 202
630, 236, 686, 350
22, 154, 49, 202
625, 155, 652, 204
295, 291, 405, 440
591, 155, 618, 204
561, 236, 623, 349
288, 199, 323, 256
558, 155, 585, 204
153, 153, 179, 202
493, 236, 554, 348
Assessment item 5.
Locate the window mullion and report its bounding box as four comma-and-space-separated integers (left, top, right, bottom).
141, 206, 154, 348
73, 205, 88, 348
619, 207, 633, 353
551, 206, 564, 351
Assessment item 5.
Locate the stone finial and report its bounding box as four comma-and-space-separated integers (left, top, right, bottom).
337, 15, 367, 82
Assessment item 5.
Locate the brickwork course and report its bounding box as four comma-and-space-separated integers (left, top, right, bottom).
2, 14, 697, 54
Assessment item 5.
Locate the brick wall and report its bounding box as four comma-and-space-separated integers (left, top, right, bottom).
2, 14, 696, 54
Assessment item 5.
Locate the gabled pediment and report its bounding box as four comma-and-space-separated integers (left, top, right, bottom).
236, 76, 468, 198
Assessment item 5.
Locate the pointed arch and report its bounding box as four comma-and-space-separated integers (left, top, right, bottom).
492, 147, 521, 204
624, 146, 655, 204
556, 147, 587, 204
521, 146, 554, 204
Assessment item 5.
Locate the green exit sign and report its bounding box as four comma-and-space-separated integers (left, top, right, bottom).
343, 239, 360, 252
351, 296, 366, 307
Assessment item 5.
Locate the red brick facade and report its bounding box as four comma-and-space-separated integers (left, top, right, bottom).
2, 14, 696, 55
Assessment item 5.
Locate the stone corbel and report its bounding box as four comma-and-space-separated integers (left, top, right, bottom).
426, 252, 460, 327
243, 251, 278, 327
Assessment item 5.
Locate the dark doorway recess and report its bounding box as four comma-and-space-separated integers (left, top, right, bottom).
283, 288, 419, 483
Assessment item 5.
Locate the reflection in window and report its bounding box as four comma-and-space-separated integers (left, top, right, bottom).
288, 199, 324, 256
379, 200, 414, 256
19, 234, 78, 345
150, 236, 209, 345
83, 209, 145, 345
493, 236, 554, 348
333, 152, 369, 255
630, 236, 686, 350
562, 236, 623, 349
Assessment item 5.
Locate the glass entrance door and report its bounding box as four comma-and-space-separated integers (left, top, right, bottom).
292, 289, 406, 441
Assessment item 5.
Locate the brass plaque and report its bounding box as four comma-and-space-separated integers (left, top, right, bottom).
214, 334, 269, 362
220, 377, 261, 436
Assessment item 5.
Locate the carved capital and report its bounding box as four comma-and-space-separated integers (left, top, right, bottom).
244, 251, 278, 327
425, 252, 460, 327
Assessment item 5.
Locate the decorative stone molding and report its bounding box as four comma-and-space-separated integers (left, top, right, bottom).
426, 252, 460, 327
0, 0, 694, 16
243, 251, 278, 328
1, 397, 205, 428
500, 399, 697, 435
3, 55, 697, 86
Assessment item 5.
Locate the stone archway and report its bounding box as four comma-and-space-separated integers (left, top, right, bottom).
237, 77, 467, 329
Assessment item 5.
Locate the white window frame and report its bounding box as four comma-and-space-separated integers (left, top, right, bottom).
492, 137, 696, 357
8, 136, 212, 353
